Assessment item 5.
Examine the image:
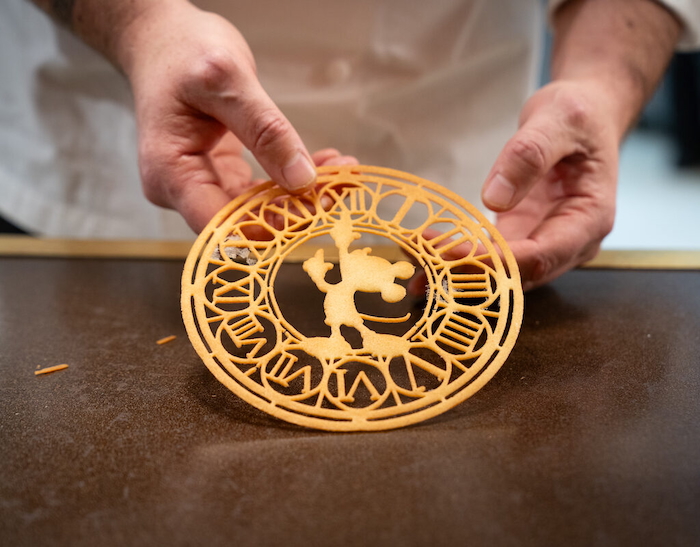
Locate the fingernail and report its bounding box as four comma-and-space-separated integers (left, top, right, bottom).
483, 174, 516, 209
282, 152, 316, 190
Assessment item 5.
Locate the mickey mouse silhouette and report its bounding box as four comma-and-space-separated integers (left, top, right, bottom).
303, 210, 415, 350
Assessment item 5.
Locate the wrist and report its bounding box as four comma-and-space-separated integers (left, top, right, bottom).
112, 0, 191, 77
49, 0, 189, 75
551, 0, 681, 138
545, 76, 638, 142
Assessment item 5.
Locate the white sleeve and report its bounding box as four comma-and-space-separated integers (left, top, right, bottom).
548, 0, 700, 51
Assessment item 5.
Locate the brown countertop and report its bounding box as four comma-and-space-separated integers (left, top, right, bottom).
1, 251, 699, 546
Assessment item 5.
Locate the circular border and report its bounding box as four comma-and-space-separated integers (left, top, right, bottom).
182, 165, 523, 431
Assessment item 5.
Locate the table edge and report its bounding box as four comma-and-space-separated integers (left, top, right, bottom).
0, 236, 698, 269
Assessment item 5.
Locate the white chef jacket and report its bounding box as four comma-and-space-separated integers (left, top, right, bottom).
0, 0, 698, 239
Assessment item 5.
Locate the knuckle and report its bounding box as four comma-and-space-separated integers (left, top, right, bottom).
563, 99, 590, 129
529, 249, 553, 285
587, 204, 615, 241
141, 175, 168, 207
138, 148, 174, 208
599, 215, 614, 239
508, 136, 548, 175
188, 50, 239, 93
581, 242, 602, 264
249, 110, 292, 152
557, 93, 592, 129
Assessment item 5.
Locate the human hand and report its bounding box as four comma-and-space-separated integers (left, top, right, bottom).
117, 2, 355, 232
480, 80, 620, 291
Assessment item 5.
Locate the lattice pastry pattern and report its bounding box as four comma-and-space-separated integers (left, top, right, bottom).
182, 166, 523, 431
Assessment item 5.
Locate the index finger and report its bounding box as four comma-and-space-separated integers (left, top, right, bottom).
182, 57, 317, 193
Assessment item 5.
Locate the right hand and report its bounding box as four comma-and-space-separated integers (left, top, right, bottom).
117, 2, 353, 232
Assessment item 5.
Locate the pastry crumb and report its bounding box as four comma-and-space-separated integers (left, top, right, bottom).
35, 364, 69, 376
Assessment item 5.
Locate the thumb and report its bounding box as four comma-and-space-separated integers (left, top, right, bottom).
481, 113, 583, 212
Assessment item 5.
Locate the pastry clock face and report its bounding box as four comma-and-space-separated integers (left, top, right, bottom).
182, 166, 523, 431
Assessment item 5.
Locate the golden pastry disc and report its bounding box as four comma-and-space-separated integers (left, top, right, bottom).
182, 165, 523, 431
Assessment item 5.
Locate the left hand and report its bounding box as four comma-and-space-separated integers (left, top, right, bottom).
481, 80, 620, 291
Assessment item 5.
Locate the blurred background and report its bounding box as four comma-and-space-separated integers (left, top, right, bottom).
605, 52, 700, 250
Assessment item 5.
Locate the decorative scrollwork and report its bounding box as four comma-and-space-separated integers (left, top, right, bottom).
182, 165, 523, 431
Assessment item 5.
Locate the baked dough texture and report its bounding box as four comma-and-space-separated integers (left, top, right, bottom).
182, 166, 523, 431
